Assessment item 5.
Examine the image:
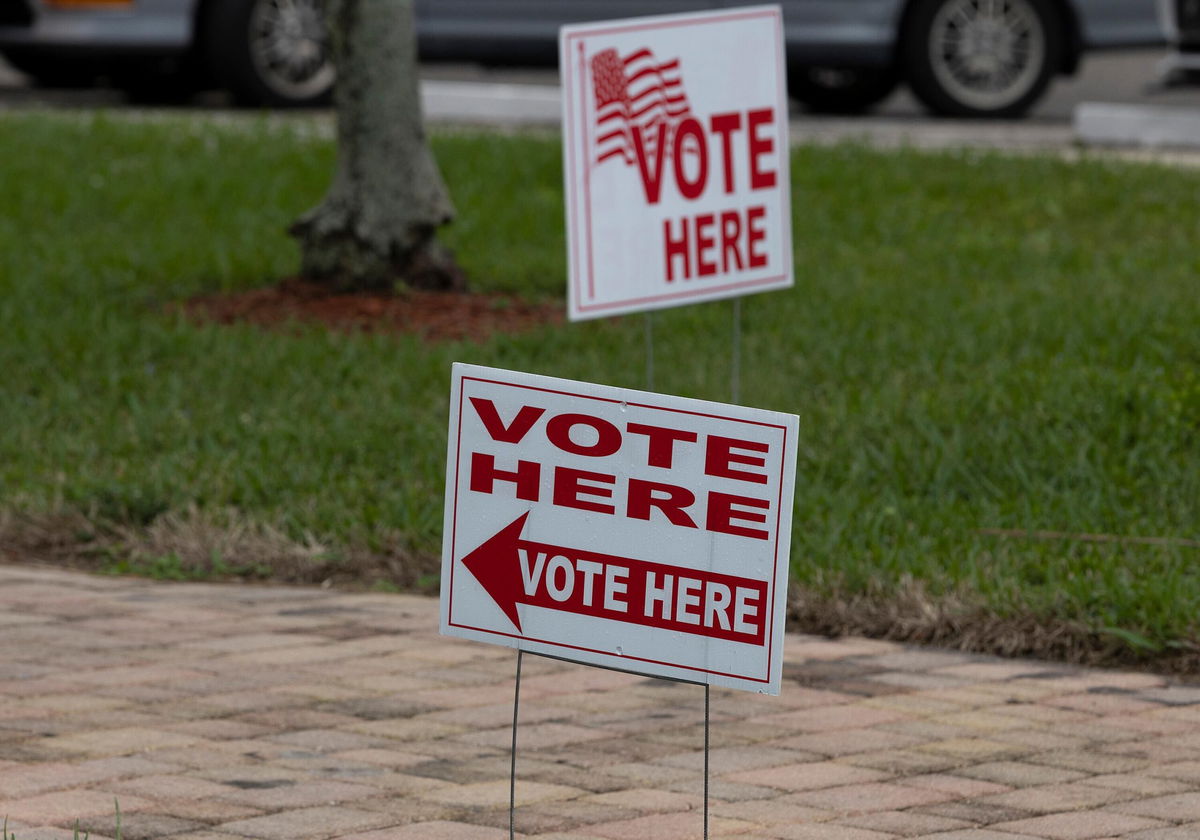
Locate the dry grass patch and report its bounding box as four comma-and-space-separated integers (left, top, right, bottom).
0, 506, 439, 592
790, 580, 1200, 678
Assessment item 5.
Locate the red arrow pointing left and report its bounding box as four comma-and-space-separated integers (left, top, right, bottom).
459, 513, 767, 645
460, 512, 533, 631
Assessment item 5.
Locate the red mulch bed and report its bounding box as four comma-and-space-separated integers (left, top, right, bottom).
180, 278, 562, 342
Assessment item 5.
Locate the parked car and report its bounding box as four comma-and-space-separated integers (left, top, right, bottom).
0, 0, 1164, 117
1156, 0, 1200, 82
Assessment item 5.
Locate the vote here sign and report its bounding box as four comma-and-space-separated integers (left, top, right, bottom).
560, 5, 793, 321
440, 364, 798, 694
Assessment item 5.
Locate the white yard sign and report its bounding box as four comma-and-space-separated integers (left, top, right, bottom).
440, 363, 798, 694
560, 5, 793, 321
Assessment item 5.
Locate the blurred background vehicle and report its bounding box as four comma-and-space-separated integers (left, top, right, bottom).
0, 0, 1164, 116
1156, 0, 1200, 83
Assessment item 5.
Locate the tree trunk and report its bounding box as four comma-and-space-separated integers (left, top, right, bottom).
290, 0, 465, 292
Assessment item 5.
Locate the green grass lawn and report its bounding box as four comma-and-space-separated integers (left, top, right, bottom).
2, 112, 1198, 666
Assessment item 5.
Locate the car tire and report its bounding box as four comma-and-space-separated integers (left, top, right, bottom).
201, 0, 335, 107
903, 0, 1062, 118
788, 65, 899, 114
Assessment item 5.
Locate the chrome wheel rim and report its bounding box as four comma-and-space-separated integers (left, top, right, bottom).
928, 0, 1045, 112
248, 0, 335, 101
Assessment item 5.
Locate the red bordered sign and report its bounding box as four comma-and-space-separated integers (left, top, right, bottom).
440, 363, 798, 694
560, 5, 793, 321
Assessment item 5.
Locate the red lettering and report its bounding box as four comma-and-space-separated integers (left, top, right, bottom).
553, 466, 616, 514
627, 479, 698, 529
695, 213, 717, 277
747, 205, 767, 269
747, 108, 776, 190
664, 216, 690, 281
470, 453, 540, 501
706, 492, 770, 541
625, 423, 698, 468
708, 111, 742, 194
545, 413, 621, 457
705, 435, 770, 484
672, 117, 708, 200
469, 398, 545, 444
632, 121, 669, 204
662, 206, 767, 281
720, 210, 744, 272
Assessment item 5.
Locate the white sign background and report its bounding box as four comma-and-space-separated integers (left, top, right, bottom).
440, 363, 798, 694
561, 5, 793, 321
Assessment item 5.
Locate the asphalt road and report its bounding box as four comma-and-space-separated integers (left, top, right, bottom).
3, 47, 1200, 150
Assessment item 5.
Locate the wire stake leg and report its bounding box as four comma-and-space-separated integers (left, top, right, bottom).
645, 312, 655, 391
704, 683, 710, 840
732, 298, 742, 403
509, 649, 523, 840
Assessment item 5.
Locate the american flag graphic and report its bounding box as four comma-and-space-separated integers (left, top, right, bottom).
591, 47, 692, 167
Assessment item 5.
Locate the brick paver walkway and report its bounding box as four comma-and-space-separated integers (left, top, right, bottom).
4, 565, 1200, 840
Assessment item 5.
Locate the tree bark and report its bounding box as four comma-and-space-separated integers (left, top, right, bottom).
290, 0, 465, 292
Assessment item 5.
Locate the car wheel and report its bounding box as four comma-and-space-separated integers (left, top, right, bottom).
903, 0, 1061, 118
202, 0, 335, 107
788, 65, 899, 114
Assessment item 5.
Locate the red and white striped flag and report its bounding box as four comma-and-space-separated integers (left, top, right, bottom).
591, 46, 692, 167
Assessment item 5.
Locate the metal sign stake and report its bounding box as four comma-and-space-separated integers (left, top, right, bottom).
507, 652, 713, 839
732, 298, 742, 404
509, 649, 523, 840
704, 683, 711, 840
645, 311, 656, 391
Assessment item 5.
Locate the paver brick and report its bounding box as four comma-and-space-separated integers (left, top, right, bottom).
899, 773, 1012, 798
0, 757, 178, 799
1143, 760, 1200, 782
1109, 793, 1200, 821
1045, 693, 1165, 716
460, 723, 612, 750
724, 761, 889, 792
579, 786, 697, 812
713, 798, 834, 825
663, 776, 779, 802
415, 780, 583, 808
1084, 773, 1191, 795
73, 812, 204, 840
585, 811, 754, 840
839, 748, 962, 775
913, 801, 1036, 825
837, 810, 974, 836
762, 824, 898, 839
656, 745, 801, 773
143, 799, 265, 823
338, 822, 519, 839
0, 790, 153, 825
1029, 750, 1151, 774
911, 832, 1036, 840
216, 807, 391, 840
978, 782, 1136, 814
1121, 826, 1200, 840
786, 782, 956, 814
38, 728, 202, 758
992, 811, 1165, 839
958, 761, 1089, 787
754, 705, 911, 734
213, 779, 379, 810
776, 728, 922, 758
